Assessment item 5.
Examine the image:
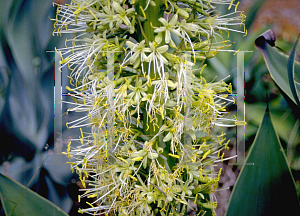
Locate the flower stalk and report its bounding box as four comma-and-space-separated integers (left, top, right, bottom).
136, 0, 164, 145
53, 0, 245, 215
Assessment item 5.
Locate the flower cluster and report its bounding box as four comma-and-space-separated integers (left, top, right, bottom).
53, 0, 244, 215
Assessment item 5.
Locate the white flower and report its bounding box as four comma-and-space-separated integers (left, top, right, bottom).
154, 14, 182, 47
144, 42, 169, 79
123, 40, 148, 67
111, 1, 134, 28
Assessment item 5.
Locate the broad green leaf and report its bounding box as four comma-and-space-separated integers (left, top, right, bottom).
226, 108, 300, 216
255, 29, 300, 106
287, 35, 300, 108
0, 173, 69, 216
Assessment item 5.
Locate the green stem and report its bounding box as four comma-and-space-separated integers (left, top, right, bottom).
136, 0, 168, 166
136, 0, 163, 43
136, 0, 163, 133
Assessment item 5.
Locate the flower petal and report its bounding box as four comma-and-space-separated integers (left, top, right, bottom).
154, 27, 166, 33
165, 30, 171, 44
185, 23, 199, 32
140, 40, 146, 46
133, 57, 141, 68
112, 1, 124, 14
144, 53, 153, 62
149, 42, 155, 51
169, 14, 178, 26
170, 29, 182, 38
155, 33, 163, 44
162, 56, 169, 65
126, 41, 136, 49
124, 16, 131, 26
158, 17, 168, 26
143, 48, 151, 53
156, 45, 169, 54
169, 39, 177, 49
141, 52, 148, 60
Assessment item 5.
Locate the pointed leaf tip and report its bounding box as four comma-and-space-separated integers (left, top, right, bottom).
254, 29, 276, 50
226, 109, 300, 216
255, 29, 300, 109
265, 92, 269, 112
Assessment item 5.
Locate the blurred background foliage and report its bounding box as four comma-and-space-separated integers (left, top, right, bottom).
0, 0, 90, 215
0, 0, 300, 215
206, 0, 300, 215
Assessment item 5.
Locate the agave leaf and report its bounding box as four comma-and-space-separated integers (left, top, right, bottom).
255, 29, 300, 107
0, 173, 69, 216
226, 107, 300, 216
287, 35, 300, 108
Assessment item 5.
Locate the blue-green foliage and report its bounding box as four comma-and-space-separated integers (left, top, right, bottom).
0, 0, 74, 214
